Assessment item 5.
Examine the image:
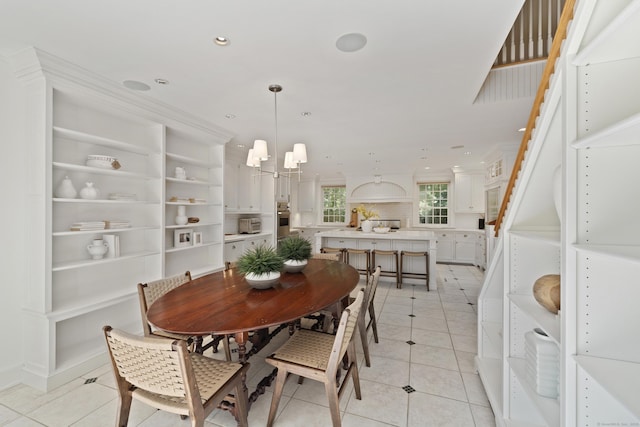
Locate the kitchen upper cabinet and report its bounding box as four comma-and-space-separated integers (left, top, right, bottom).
224, 163, 237, 211
237, 166, 260, 212
225, 160, 261, 213
297, 180, 316, 212
454, 173, 484, 213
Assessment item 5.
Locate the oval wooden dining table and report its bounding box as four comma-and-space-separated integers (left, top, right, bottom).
147, 258, 361, 364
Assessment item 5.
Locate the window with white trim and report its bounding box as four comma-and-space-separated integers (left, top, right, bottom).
418, 182, 449, 225
322, 186, 346, 223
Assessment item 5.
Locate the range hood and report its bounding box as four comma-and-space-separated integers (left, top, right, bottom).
346, 174, 413, 203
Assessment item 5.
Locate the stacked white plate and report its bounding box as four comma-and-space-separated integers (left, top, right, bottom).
524, 328, 559, 398
86, 154, 117, 169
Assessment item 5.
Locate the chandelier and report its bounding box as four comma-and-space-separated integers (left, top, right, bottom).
246, 84, 308, 180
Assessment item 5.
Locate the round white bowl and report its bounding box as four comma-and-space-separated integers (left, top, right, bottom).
373, 227, 390, 233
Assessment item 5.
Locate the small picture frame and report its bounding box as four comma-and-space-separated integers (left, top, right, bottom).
174, 229, 193, 248
193, 232, 203, 246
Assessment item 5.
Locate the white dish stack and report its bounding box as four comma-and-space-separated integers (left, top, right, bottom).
525, 328, 560, 398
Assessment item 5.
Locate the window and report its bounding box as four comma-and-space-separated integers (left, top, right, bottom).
418, 182, 449, 225
322, 186, 346, 223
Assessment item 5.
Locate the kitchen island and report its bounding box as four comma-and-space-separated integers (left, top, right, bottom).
315, 229, 437, 290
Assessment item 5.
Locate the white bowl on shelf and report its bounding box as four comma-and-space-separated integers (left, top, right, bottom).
86, 154, 117, 169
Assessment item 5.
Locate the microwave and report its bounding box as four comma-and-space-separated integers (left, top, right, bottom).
239, 218, 261, 234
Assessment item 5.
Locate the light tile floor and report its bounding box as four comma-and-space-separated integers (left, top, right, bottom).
0, 264, 494, 427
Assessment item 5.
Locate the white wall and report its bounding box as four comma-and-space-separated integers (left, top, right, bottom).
0, 57, 27, 388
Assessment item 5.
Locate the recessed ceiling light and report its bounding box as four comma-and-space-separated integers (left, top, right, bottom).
464, 151, 472, 155
214, 36, 229, 46
451, 145, 464, 149
236, 144, 245, 148
122, 80, 150, 91
301, 112, 312, 117
154, 78, 169, 85
480, 161, 486, 164
336, 33, 367, 52
225, 114, 236, 119
518, 127, 526, 132
424, 166, 431, 170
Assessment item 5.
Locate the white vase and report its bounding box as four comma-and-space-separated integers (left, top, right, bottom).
175, 205, 188, 225
361, 219, 373, 233
87, 239, 108, 260
79, 182, 99, 199
55, 176, 77, 198
525, 328, 560, 398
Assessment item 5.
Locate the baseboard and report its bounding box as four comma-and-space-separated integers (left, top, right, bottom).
0, 363, 23, 392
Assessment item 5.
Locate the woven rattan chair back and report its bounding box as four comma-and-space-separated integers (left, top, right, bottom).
103, 326, 249, 427
311, 252, 341, 261
138, 271, 191, 337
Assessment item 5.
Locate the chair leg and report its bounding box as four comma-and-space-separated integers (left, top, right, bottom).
116, 393, 133, 427
358, 316, 371, 367
368, 302, 379, 344
267, 366, 288, 427
233, 381, 249, 427
347, 343, 362, 400
324, 379, 342, 427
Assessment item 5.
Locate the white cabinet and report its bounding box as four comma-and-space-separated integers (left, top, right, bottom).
434, 232, 455, 262
224, 151, 261, 213
454, 232, 475, 264
14, 48, 230, 391
475, 232, 486, 270
296, 227, 325, 253
223, 233, 274, 265
237, 166, 260, 212
454, 173, 484, 213
477, 3, 640, 425
297, 180, 316, 212
224, 240, 244, 264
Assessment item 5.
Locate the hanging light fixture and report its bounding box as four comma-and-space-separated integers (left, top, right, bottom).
246, 84, 309, 180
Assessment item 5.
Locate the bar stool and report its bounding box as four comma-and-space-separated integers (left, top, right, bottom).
345, 248, 371, 281
371, 249, 400, 288
400, 250, 430, 291
320, 247, 345, 262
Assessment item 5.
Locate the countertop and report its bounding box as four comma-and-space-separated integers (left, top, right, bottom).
316, 229, 437, 240
224, 232, 272, 243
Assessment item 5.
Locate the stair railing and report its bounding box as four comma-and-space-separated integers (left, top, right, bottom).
494, 0, 576, 236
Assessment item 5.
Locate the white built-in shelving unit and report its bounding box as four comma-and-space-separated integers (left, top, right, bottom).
477, 1, 640, 425
12, 48, 232, 391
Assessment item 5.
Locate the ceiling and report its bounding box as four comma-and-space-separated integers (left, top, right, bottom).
0, 0, 531, 179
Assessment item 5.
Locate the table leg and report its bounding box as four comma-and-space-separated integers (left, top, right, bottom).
235, 331, 249, 363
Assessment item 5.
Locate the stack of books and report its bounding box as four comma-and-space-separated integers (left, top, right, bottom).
106, 220, 131, 229
70, 221, 106, 231
108, 193, 137, 201
102, 234, 120, 258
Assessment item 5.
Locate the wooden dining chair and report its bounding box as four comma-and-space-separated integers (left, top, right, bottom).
103, 326, 250, 427
137, 271, 231, 360
311, 252, 341, 261
355, 266, 381, 367
265, 289, 365, 427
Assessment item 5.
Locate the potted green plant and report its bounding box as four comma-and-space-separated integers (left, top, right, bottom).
237, 244, 284, 289
278, 235, 313, 273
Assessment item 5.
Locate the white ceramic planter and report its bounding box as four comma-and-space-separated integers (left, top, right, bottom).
245, 271, 280, 289
283, 259, 307, 273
